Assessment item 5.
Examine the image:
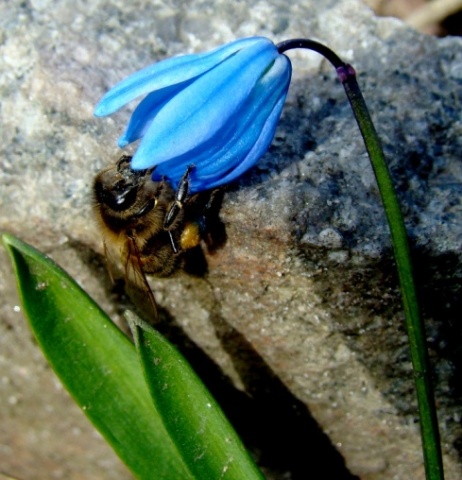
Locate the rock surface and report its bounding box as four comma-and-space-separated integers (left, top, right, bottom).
0, 0, 461, 478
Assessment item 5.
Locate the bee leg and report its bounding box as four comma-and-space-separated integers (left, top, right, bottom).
200, 187, 227, 253
168, 230, 179, 254
164, 165, 194, 229
164, 166, 194, 253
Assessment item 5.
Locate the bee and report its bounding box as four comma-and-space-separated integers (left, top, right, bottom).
93, 155, 222, 319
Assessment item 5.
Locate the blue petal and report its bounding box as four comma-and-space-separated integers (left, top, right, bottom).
152, 54, 292, 192
94, 37, 266, 117
193, 56, 292, 178
117, 80, 194, 147
130, 38, 278, 170
204, 95, 288, 190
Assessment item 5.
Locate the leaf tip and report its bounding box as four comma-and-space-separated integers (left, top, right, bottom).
2, 232, 17, 252
125, 309, 148, 346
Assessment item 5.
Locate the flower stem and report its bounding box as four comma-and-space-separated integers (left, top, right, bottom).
277, 39, 444, 480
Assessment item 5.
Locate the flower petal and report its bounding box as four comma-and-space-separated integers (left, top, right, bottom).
152, 54, 292, 192
94, 37, 266, 117
194, 55, 292, 178
117, 80, 194, 147
204, 95, 288, 190
131, 38, 278, 170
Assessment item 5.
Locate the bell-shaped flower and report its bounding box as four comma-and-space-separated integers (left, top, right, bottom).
94, 37, 292, 193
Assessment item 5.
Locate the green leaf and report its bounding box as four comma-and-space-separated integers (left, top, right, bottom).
2, 234, 191, 480
127, 312, 264, 480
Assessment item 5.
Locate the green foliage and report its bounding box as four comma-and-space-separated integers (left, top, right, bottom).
129, 312, 264, 479
3, 233, 262, 479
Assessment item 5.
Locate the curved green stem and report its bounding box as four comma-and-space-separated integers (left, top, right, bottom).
339, 66, 444, 480
278, 39, 444, 480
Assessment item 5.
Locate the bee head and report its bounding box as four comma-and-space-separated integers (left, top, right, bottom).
94, 155, 153, 213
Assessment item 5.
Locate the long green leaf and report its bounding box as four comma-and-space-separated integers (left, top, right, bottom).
2, 234, 191, 480
127, 312, 264, 480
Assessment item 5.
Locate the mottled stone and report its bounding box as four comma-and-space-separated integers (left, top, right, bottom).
0, 0, 461, 479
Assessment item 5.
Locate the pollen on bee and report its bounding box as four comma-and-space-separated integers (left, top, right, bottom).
180, 222, 201, 250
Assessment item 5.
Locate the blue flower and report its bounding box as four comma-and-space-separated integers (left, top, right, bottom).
94, 37, 292, 193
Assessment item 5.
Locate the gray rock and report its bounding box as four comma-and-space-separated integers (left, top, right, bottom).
0, 0, 461, 478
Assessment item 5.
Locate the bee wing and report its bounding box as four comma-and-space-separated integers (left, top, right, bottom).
124, 233, 159, 322
103, 239, 123, 284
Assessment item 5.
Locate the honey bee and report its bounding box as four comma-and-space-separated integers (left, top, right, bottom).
93, 155, 223, 319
